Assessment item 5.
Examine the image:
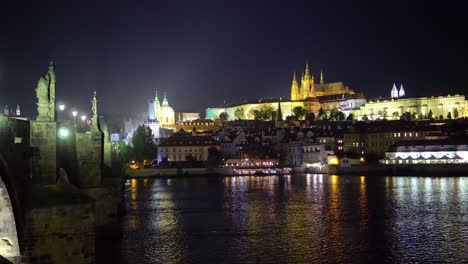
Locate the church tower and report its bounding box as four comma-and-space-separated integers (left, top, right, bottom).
398, 84, 405, 97
290, 72, 299, 100
16, 105, 20, 116
154, 90, 161, 121
320, 70, 324, 85
391, 83, 399, 98
301, 62, 314, 99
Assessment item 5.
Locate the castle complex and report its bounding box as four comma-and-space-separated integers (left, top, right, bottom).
206, 63, 365, 121
206, 62, 468, 122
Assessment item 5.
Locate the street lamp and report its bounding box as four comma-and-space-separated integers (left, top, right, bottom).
72, 111, 77, 117
58, 127, 69, 138
81, 115, 86, 121
59, 104, 65, 111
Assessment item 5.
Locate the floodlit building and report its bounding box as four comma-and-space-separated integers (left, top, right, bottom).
353, 85, 466, 120
206, 63, 364, 121
157, 135, 220, 162
380, 138, 468, 164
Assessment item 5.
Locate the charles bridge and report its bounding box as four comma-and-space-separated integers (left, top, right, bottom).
0, 63, 122, 263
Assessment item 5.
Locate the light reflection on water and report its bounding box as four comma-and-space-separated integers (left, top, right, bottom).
118, 175, 467, 263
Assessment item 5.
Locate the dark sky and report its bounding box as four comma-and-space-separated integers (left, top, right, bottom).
1, 0, 467, 117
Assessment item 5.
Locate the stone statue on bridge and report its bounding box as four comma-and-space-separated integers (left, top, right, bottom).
35, 61, 56, 121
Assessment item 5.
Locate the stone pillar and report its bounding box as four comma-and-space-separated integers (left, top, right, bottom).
30, 121, 57, 184
75, 129, 103, 188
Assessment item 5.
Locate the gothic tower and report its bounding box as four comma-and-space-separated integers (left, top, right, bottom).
320, 70, 324, 85
391, 83, 399, 98
154, 90, 161, 121
301, 62, 314, 98
290, 72, 299, 100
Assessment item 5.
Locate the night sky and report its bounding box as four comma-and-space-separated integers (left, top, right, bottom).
1, 0, 467, 117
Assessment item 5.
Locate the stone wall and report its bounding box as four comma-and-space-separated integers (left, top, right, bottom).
21, 191, 95, 264
30, 121, 56, 184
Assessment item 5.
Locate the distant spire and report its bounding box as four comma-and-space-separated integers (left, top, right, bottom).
399, 84, 405, 97
391, 83, 399, 98
154, 90, 160, 104
305, 61, 310, 77
162, 91, 169, 105
320, 69, 324, 84
16, 104, 20, 116
4, 105, 8, 115
277, 101, 283, 121
292, 71, 298, 84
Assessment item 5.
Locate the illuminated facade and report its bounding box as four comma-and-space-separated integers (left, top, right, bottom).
380, 139, 468, 164
157, 135, 220, 162
353, 85, 467, 120
291, 63, 356, 100
206, 63, 363, 121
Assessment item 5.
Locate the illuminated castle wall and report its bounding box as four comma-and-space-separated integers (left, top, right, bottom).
352, 85, 467, 120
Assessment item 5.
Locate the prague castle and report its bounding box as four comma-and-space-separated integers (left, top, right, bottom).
205, 62, 467, 122
206, 63, 364, 121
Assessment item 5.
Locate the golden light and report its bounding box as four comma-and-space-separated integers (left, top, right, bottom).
329, 158, 339, 165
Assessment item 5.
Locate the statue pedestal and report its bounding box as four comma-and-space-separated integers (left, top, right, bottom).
75, 128, 103, 188
30, 121, 57, 184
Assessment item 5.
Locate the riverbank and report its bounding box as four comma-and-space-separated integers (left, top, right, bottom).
125, 164, 468, 178
328, 164, 468, 176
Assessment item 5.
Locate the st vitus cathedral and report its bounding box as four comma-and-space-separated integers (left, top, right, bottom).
290, 63, 356, 100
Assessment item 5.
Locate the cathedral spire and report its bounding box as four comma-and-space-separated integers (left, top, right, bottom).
291, 71, 300, 100
320, 69, 324, 84
305, 61, 310, 77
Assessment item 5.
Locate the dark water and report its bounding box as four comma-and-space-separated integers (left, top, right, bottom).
114, 175, 467, 263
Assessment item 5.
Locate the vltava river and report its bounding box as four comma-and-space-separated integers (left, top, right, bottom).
115, 175, 467, 263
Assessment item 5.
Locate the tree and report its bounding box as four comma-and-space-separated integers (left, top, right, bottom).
400, 112, 412, 121
317, 108, 326, 120
392, 112, 399, 119
329, 108, 340, 121
346, 113, 354, 121
362, 114, 369, 121
118, 141, 133, 162
306, 112, 316, 122
234, 107, 245, 120
132, 125, 157, 162
337, 111, 346, 121
382, 110, 388, 119
411, 112, 417, 120
447, 112, 452, 120
454, 108, 459, 119
207, 147, 222, 168
292, 106, 307, 120
428, 109, 434, 120
259, 105, 274, 120
219, 112, 229, 121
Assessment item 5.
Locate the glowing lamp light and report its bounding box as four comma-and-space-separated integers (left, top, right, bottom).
72, 111, 78, 117
59, 104, 65, 111
58, 128, 69, 138
329, 158, 339, 165
81, 115, 86, 121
